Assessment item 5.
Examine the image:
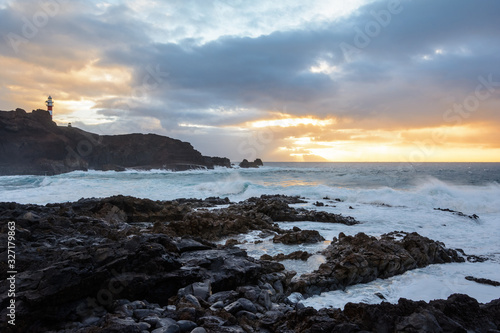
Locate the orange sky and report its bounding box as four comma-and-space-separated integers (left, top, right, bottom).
1, 0, 499, 162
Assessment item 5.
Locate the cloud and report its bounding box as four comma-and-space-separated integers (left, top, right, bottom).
1, 0, 499, 161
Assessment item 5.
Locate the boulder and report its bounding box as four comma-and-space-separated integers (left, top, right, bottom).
273, 230, 325, 244
292, 231, 465, 296
239, 158, 263, 168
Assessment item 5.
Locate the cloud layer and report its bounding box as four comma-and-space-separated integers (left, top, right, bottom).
1, 0, 499, 161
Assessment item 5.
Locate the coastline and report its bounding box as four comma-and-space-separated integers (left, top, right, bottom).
0, 109, 231, 176
1, 194, 499, 332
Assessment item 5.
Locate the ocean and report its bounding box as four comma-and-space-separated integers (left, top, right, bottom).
1, 162, 499, 309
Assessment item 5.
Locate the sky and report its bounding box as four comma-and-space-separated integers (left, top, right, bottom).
1, 0, 500, 162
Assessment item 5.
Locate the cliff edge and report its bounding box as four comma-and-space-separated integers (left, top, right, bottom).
0, 108, 231, 175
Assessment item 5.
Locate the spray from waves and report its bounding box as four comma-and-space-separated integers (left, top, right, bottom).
345, 180, 499, 214
1, 164, 499, 210
193, 173, 254, 197
219, 175, 500, 215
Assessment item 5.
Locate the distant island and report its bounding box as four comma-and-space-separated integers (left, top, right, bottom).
0, 108, 231, 175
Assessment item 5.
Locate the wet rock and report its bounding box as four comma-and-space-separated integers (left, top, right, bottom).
152, 325, 181, 333
396, 310, 442, 332
465, 276, 500, 286
177, 320, 197, 332
191, 328, 207, 333
225, 239, 241, 247
292, 231, 465, 296
133, 308, 161, 320
175, 238, 212, 253
243, 196, 358, 225
273, 230, 325, 244
178, 281, 212, 301
157, 317, 178, 328
260, 310, 285, 327
239, 158, 264, 168
434, 207, 480, 220
275, 294, 500, 333
224, 298, 257, 314
251, 194, 307, 204
261, 251, 312, 261
208, 291, 239, 305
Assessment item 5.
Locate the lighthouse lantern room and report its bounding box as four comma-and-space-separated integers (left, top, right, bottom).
45, 96, 53, 118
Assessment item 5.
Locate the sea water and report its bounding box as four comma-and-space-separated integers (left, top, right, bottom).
1, 162, 499, 309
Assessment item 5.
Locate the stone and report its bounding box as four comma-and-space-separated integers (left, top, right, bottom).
396, 311, 442, 333
238, 298, 258, 313
81, 316, 101, 326
292, 231, 465, 296
239, 158, 263, 168
190, 328, 207, 333
465, 276, 500, 286
177, 320, 197, 332
273, 229, 325, 244
157, 318, 177, 328
134, 308, 159, 320
152, 325, 181, 333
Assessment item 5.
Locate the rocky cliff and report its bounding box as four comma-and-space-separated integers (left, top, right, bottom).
0, 109, 230, 175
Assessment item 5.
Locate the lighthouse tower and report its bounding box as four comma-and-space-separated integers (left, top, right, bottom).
45, 96, 53, 118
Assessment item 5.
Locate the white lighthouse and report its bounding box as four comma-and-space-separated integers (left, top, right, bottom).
45, 96, 53, 118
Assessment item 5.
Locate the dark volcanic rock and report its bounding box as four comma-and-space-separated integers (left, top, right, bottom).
0, 199, 289, 332
273, 229, 325, 244
0, 195, 497, 333
154, 195, 357, 241
261, 251, 312, 261
434, 207, 480, 220
242, 196, 358, 225
239, 158, 263, 168
0, 109, 230, 175
292, 231, 465, 297
272, 294, 500, 333
465, 276, 500, 287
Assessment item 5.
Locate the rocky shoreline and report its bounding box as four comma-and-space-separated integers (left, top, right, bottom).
1, 195, 499, 332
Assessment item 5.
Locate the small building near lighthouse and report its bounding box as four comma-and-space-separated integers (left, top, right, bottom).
45, 96, 53, 118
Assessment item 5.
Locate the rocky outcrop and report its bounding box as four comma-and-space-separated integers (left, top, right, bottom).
242, 196, 358, 225
0, 109, 230, 175
261, 251, 312, 261
239, 158, 263, 168
292, 231, 465, 297
434, 207, 480, 220
466, 276, 500, 287
271, 294, 500, 333
273, 228, 325, 245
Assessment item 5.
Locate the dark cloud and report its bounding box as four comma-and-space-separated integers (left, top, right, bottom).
1, 0, 499, 160
95, 0, 500, 128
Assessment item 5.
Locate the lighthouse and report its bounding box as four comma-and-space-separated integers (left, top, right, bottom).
45, 96, 53, 118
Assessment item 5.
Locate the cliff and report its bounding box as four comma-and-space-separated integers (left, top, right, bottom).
0, 108, 231, 175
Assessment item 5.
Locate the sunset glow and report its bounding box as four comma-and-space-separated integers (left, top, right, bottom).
1, 0, 499, 161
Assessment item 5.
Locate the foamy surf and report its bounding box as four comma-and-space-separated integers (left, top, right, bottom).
1, 162, 499, 309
